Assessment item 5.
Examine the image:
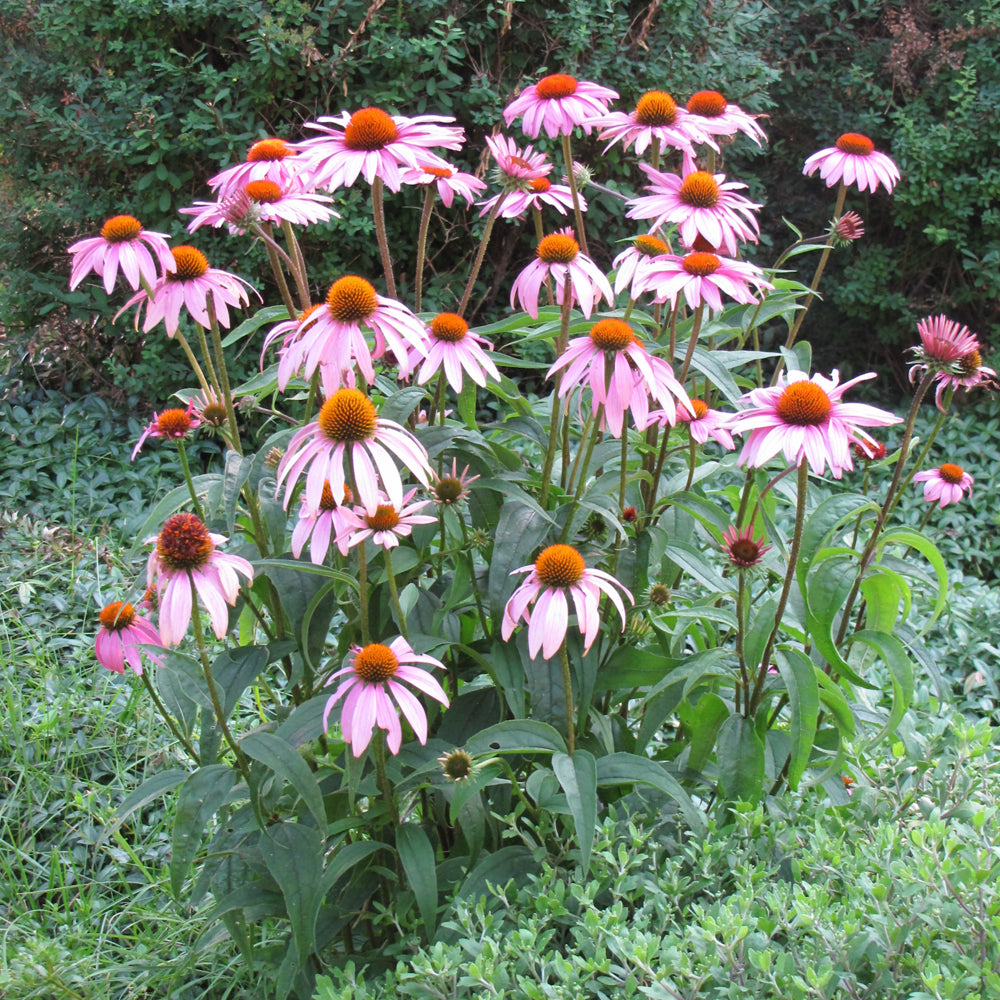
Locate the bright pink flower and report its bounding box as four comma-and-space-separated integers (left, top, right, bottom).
69, 215, 174, 294
730, 369, 902, 479
430, 459, 479, 505
145, 513, 254, 646
181, 178, 337, 233
588, 90, 708, 157
627, 164, 760, 256
291, 482, 355, 563
208, 138, 305, 196
323, 637, 449, 756
295, 108, 464, 192
502, 543, 632, 659
672, 398, 735, 449
908, 314, 997, 410
684, 90, 767, 146
276, 388, 433, 517
95, 601, 163, 675
503, 73, 618, 139
548, 319, 692, 438
132, 401, 201, 459
479, 176, 580, 220
276, 277, 429, 396
116, 245, 257, 337
484, 133, 552, 184
400, 162, 486, 207
634, 250, 773, 312
612, 234, 672, 297
337, 488, 436, 551
510, 230, 613, 319
913, 463, 974, 508
409, 312, 500, 392
721, 525, 771, 568
803, 133, 900, 194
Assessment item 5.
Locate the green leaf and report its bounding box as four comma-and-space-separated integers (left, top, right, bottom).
850, 629, 914, 742
396, 824, 438, 937
213, 645, 270, 718
743, 596, 779, 678
487, 502, 553, 621
678, 693, 728, 775
552, 750, 598, 872
125, 476, 220, 558
103, 768, 187, 842
379, 386, 427, 425
597, 647, 678, 690
171, 765, 238, 898
716, 714, 765, 803
816, 671, 856, 739
241, 731, 327, 832
219, 450, 254, 536
457, 845, 538, 900
860, 569, 910, 634
797, 493, 876, 581
464, 720, 567, 755
662, 540, 729, 592
877, 527, 948, 626
773, 647, 820, 789
318, 840, 389, 897
595, 753, 706, 833
261, 822, 323, 968
222, 304, 290, 348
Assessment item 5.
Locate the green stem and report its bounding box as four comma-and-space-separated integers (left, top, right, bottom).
140, 670, 200, 763
558, 642, 576, 754
565, 405, 600, 502
459, 198, 502, 316
539, 290, 572, 507
372, 731, 399, 825
173, 330, 212, 398
280, 219, 312, 312
677, 304, 704, 385
383, 547, 407, 640
560, 133, 588, 257
414, 185, 436, 313
258, 223, 298, 318
735, 569, 750, 708
175, 439, 205, 522
457, 510, 490, 638
371, 176, 396, 299
357, 539, 371, 645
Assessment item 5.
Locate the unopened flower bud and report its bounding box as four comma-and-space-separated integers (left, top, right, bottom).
832, 211, 864, 246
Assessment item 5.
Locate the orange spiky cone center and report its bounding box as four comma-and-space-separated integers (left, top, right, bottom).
326, 276, 378, 323
344, 107, 399, 151
687, 91, 727, 117
938, 463, 965, 484
168, 246, 209, 281
100, 215, 143, 242
154, 408, 194, 436
634, 91, 677, 126
99, 601, 136, 630
430, 312, 469, 343
835, 132, 875, 156
775, 381, 832, 426
634, 234, 669, 257
534, 543, 585, 587
157, 513, 214, 570
689, 399, 709, 419
247, 138, 295, 162
530, 177, 552, 193
421, 165, 453, 178
366, 504, 400, 531
535, 74, 578, 99
682, 252, 721, 276
537, 233, 579, 264
245, 180, 283, 203
353, 643, 399, 682
317, 389, 378, 443
589, 319, 635, 351
679, 172, 721, 208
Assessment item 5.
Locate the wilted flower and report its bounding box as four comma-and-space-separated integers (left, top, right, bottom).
131, 402, 201, 459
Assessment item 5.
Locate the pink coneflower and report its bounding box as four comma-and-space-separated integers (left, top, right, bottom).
730, 369, 902, 479
833, 211, 865, 245
337, 488, 436, 551
510, 230, 613, 319
479, 176, 580, 220
95, 601, 163, 675
323, 637, 449, 756
634, 250, 773, 312
721, 525, 772, 568
276, 277, 429, 395
501, 543, 632, 659
276, 387, 433, 517
908, 314, 997, 410
503, 73, 618, 139
685, 90, 767, 146
484, 133, 552, 186
409, 312, 501, 393
116, 245, 257, 337
400, 162, 486, 207
189, 387, 229, 428
208, 138, 304, 196
612, 234, 671, 297
295, 108, 464, 192
145, 513, 254, 646
291, 482, 354, 564
588, 90, 708, 157
430, 459, 479, 505
132, 401, 201, 459
913, 463, 974, 508
672, 398, 735, 449
547, 319, 692, 437
69, 215, 175, 294
627, 164, 760, 256
803, 133, 900, 194
181, 178, 337, 233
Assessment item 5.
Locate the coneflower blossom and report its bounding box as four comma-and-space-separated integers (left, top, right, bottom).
484, 133, 552, 186
295, 107, 464, 192
627, 164, 760, 257
612, 234, 671, 297
95, 601, 163, 675
69, 215, 174, 294
913, 464, 974, 508
730, 369, 901, 479
671, 398, 735, 449
503, 73, 618, 139
908, 314, 997, 410
131, 401, 201, 459
502, 543, 632, 659
400, 162, 486, 207
634, 251, 773, 312
181, 178, 337, 233
408, 312, 501, 392
323, 637, 449, 756
291, 482, 354, 564
276, 387, 433, 517
803, 133, 900, 194
479, 176, 580, 220
208, 138, 304, 196
116, 245, 257, 337
684, 90, 767, 146
145, 513, 254, 646
721, 525, 771, 568
430, 459, 479, 505
588, 89, 708, 157
510, 230, 613, 319
337, 488, 436, 551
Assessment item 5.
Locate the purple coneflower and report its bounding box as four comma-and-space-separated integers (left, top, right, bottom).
132, 401, 201, 459
503, 73, 618, 139
634, 250, 773, 312
95, 601, 163, 675
803, 132, 900, 194
510, 230, 613, 319
69, 215, 174, 294
913, 463, 974, 508
409, 313, 500, 392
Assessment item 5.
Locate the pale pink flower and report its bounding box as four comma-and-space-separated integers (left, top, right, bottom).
181, 178, 337, 233
672, 398, 735, 449
634, 250, 773, 312
502, 543, 632, 660
132, 401, 201, 459
295, 108, 464, 192
116, 245, 257, 337
409, 312, 500, 392
908, 313, 997, 410
479, 176, 580, 219
612, 234, 672, 297
684, 90, 767, 146
208, 138, 305, 196
400, 162, 486, 207
95, 601, 163, 675
145, 513, 254, 646
323, 637, 449, 756
721, 525, 771, 568
276, 277, 429, 396
803, 133, 900, 194
291, 482, 354, 563
510, 230, 613, 319
627, 164, 760, 256
337, 488, 436, 551
503, 73, 618, 139
730, 369, 902, 479
547, 318, 692, 437
913, 463, 974, 508
69, 215, 174, 294
276, 388, 433, 518
588, 90, 708, 157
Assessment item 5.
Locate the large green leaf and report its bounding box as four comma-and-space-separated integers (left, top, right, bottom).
773, 647, 820, 789
318, 840, 389, 897
816, 672, 856, 739
597, 647, 678, 690
104, 768, 187, 841
213, 644, 271, 718
678, 693, 729, 775
487, 502, 553, 622
396, 823, 438, 937
716, 714, 765, 803
552, 750, 598, 873
464, 720, 567, 755
797, 493, 877, 581
850, 629, 914, 742
241, 731, 326, 832
595, 753, 705, 833
877, 527, 948, 626
170, 764, 238, 898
